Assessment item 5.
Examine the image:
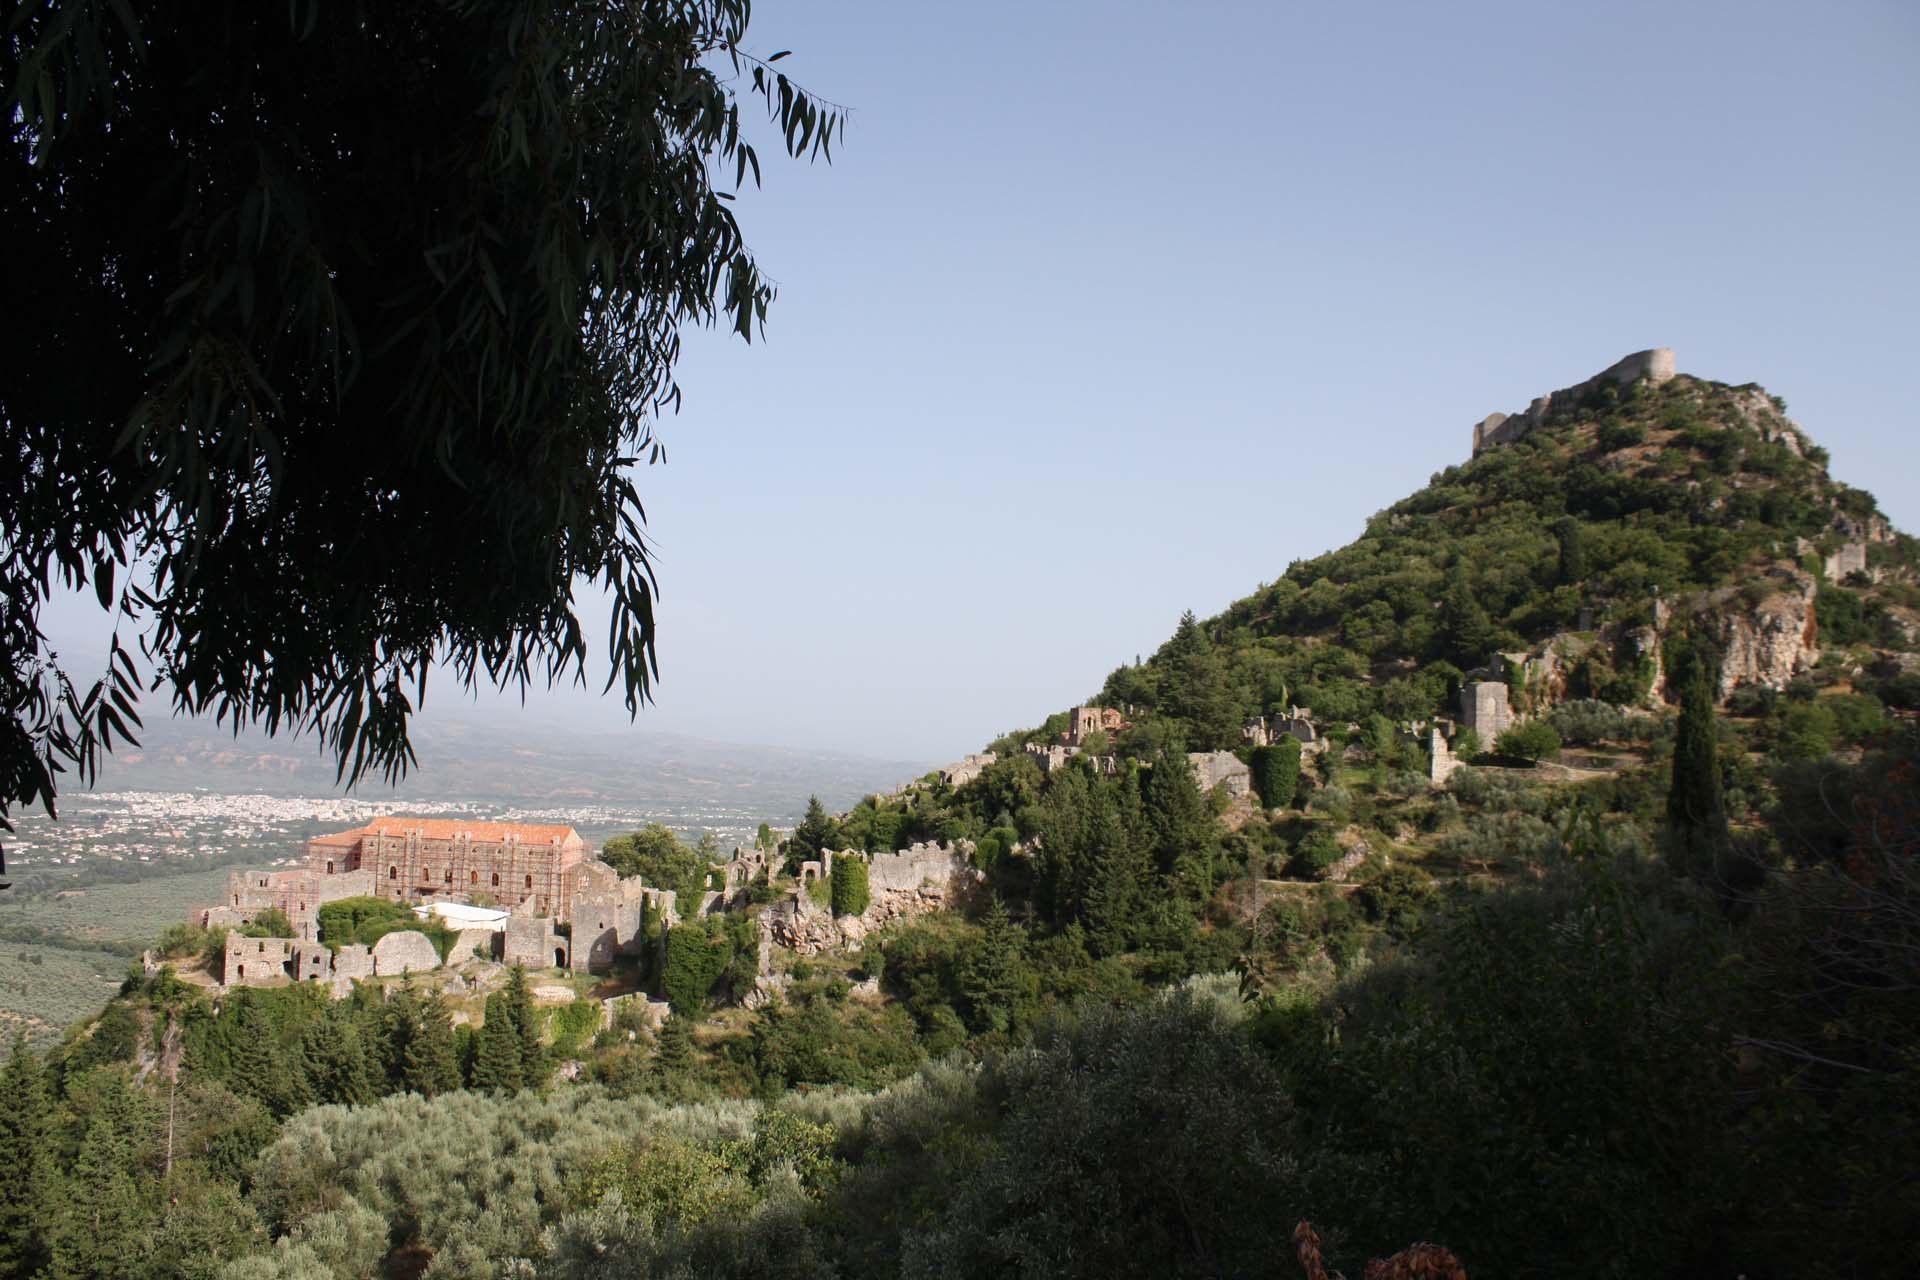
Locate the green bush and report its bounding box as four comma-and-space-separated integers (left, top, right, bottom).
830, 853, 871, 918
239, 908, 296, 939
1495, 719, 1562, 761
1249, 739, 1302, 809
1289, 829, 1343, 878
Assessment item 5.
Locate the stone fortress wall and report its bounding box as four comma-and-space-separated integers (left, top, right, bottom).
1473, 348, 1676, 455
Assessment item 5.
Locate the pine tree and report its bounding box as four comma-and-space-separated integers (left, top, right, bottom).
1666, 634, 1727, 877
788, 795, 836, 869
471, 994, 522, 1093
653, 1014, 696, 1079
960, 897, 1027, 1036
221, 991, 308, 1117
1440, 568, 1498, 667
404, 992, 462, 1098
1159, 611, 1240, 749
49, 1076, 150, 1280
299, 1007, 375, 1106
1082, 829, 1148, 958
1145, 746, 1212, 897
0, 1036, 51, 1277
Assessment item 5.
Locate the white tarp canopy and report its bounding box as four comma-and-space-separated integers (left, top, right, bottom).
412, 900, 510, 930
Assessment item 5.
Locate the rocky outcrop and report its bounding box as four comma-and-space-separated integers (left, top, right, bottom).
1711, 571, 1820, 699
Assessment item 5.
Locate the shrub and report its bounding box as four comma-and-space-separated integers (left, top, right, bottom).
1546, 698, 1634, 746
1495, 720, 1562, 762
1289, 829, 1344, 878
1597, 421, 1646, 452
157, 922, 211, 959
1355, 864, 1438, 939
1249, 739, 1302, 810
663, 924, 732, 1015
239, 907, 296, 939
830, 853, 871, 918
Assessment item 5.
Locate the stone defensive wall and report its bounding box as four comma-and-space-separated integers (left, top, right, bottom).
1472, 348, 1676, 455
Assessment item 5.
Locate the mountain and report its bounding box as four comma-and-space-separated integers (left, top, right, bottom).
1055, 348, 1917, 752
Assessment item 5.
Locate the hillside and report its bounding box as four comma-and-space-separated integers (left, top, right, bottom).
10, 351, 1917, 1280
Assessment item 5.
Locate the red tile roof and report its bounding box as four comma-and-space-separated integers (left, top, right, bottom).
361, 817, 579, 843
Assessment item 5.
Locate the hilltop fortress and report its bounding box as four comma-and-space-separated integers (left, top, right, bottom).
1472, 348, 1677, 455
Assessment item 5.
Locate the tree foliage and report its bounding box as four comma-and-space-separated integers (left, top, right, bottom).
1250, 738, 1302, 810
829, 852, 870, 918
0, 0, 844, 863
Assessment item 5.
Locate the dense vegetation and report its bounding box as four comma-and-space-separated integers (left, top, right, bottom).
7, 374, 1917, 1278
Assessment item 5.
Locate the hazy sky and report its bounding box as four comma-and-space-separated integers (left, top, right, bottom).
45, 0, 1920, 768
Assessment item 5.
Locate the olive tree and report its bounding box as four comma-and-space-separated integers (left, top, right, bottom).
1, 0, 843, 865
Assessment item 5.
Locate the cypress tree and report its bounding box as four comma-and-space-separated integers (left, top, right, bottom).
0, 1036, 51, 1277
1666, 635, 1727, 877
1555, 516, 1590, 585
503, 964, 546, 1088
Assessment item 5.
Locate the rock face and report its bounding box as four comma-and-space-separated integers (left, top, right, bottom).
1710, 571, 1820, 699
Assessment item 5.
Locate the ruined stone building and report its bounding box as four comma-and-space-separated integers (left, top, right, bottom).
1459, 681, 1515, 743
1242, 708, 1319, 749
204, 816, 680, 991
1187, 750, 1252, 797
1062, 705, 1128, 747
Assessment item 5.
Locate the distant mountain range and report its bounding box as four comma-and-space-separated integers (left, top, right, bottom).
86, 713, 929, 825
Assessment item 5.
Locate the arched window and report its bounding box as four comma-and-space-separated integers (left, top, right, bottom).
326, 860, 335, 874
422, 866, 433, 881
470, 871, 478, 884
445, 869, 454, 884
237, 964, 245, 979
389, 866, 398, 880
525, 874, 533, 890
491, 872, 500, 887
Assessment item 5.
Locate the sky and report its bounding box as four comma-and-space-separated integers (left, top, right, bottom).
44, 0, 1920, 769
